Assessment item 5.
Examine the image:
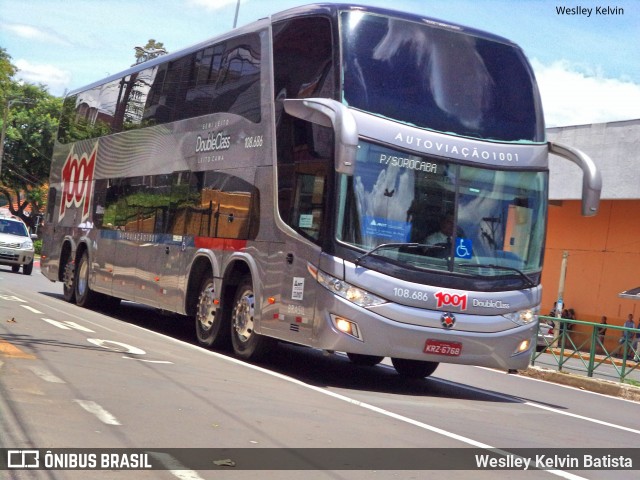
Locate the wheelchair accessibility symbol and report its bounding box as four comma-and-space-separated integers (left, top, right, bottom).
455, 238, 473, 259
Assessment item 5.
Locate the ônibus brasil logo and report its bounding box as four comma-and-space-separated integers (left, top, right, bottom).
59, 144, 97, 222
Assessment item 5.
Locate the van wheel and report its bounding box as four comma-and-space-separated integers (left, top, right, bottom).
75, 251, 98, 308
195, 276, 229, 348
22, 259, 34, 275
12, 265, 20, 273
230, 275, 275, 360
391, 358, 439, 379
62, 258, 76, 303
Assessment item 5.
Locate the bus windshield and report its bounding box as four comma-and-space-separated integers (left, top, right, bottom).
340, 11, 544, 143
336, 141, 548, 279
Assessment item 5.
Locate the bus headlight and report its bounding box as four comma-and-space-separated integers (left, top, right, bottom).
316, 270, 387, 308
505, 308, 538, 326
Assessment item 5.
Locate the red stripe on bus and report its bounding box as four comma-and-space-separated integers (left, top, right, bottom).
194, 237, 247, 251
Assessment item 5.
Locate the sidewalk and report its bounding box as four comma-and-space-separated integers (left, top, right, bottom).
521, 366, 640, 402
523, 347, 640, 402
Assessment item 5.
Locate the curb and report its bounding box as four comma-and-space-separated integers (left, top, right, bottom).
521, 366, 640, 402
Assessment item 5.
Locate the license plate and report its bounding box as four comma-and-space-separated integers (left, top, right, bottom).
424, 339, 462, 357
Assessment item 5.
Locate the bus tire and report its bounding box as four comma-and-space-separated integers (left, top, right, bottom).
62, 257, 76, 303
391, 358, 439, 379
75, 250, 98, 308
195, 276, 229, 349
347, 353, 384, 366
230, 275, 274, 361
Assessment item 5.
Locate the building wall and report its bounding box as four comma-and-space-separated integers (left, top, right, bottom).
542, 199, 640, 347
547, 119, 640, 200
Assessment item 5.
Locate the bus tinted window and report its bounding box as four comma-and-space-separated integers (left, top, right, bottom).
120, 67, 159, 130
58, 81, 120, 144
341, 12, 544, 142
58, 33, 262, 143
102, 175, 172, 233
168, 171, 260, 240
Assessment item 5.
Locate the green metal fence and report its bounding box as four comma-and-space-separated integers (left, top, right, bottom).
531, 315, 640, 383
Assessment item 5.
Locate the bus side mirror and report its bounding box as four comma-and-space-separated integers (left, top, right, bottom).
549, 141, 602, 216
283, 98, 358, 175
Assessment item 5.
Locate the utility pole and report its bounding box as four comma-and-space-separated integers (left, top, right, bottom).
233, 0, 240, 28
556, 250, 569, 318
554, 250, 569, 345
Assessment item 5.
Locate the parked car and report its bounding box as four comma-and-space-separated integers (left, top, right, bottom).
536, 320, 555, 352
0, 215, 36, 275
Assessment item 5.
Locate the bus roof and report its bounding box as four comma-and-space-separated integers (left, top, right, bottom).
272, 3, 516, 45
65, 3, 519, 98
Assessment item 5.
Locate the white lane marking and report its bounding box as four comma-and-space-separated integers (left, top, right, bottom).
20, 305, 43, 314
0, 294, 26, 302
149, 452, 205, 480
42, 318, 95, 332
8, 287, 621, 476
170, 343, 587, 480
122, 356, 173, 364
28, 366, 65, 383
87, 339, 146, 355
73, 400, 121, 425
433, 374, 640, 435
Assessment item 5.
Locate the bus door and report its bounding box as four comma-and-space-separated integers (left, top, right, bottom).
109, 188, 140, 302
108, 175, 171, 305
158, 171, 195, 312
277, 234, 321, 343
134, 233, 165, 308
275, 161, 328, 342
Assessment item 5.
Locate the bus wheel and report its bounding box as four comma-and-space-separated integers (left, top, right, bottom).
391, 358, 439, 379
62, 258, 76, 303
347, 353, 384, 367
230, 275, 274, 361
75, 251, 98, 308
195, 277, 229, 348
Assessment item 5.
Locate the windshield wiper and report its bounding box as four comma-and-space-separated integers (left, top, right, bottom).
458, 263, 536, 288
355, 242, 445, 265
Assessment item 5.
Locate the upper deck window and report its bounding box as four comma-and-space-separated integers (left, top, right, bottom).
341, 12, 544, 143
58, 33, 262, 143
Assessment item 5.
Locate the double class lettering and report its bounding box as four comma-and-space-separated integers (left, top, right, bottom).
196, 130, 232, 153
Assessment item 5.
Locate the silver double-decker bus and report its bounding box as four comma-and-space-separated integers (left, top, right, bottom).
41, 3, 601, 378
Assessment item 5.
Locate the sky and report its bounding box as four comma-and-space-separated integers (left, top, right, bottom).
1, 0, 639, 127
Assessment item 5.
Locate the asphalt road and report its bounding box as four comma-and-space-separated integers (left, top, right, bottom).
1, 264, 639, 480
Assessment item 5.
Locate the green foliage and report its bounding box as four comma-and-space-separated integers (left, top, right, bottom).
1, 76, 61, 228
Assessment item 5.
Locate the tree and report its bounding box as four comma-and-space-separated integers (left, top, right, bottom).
0, 82, 61, 230
133, 39, 167, 65
0, 48, 18, 103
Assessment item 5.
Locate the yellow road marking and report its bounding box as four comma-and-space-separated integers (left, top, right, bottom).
0, 340, 36, 359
